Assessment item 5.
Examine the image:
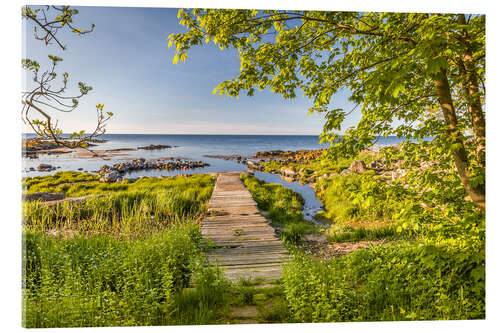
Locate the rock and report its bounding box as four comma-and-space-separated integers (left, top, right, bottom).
100, 171, 119, 183
280, 166, 297, 177
281, 175, 295, 183
137, 144, 171, 150
340, 168, 351, 175
37, 163, 55, 171
246, 160, 258, 169
22, 192, 65, 202
349, 160, 367, 173
368, 159, 385, 169
77, 168, 83, 171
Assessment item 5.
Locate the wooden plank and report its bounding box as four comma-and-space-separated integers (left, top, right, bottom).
201, 173, 288, 283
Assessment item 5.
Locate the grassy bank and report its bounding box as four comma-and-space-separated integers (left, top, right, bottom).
253, 148, 485, 321
240, 174, 318, 245
22, 172, 231, 327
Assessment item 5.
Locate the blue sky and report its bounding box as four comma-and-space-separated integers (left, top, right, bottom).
23, 6, 360, 135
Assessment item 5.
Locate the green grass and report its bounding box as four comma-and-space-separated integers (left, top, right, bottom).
283, 240, 485, 322
23, 171, 214, 198
240, 173, 317, 244
23, 174, 214, 237
326, 224, 398, 243
23, 224, 208, 327
315, 171, 404, 224
22, 172, 232, 327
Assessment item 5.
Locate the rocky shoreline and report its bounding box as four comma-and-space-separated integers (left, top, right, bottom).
243, 145, 429, 190
98, 158, 210, 182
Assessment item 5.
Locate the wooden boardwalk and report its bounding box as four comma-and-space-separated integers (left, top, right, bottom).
202, 172, 288, 282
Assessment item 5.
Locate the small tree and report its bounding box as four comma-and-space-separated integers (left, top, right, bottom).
169, 10, 485, 211
22, 5, 112, 148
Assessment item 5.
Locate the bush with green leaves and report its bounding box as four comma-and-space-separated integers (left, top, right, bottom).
283, 240, 484, 322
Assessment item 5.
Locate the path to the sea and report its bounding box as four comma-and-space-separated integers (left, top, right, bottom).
201, 172, 288, 282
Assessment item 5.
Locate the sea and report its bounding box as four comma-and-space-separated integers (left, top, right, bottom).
22, 134, 409, 225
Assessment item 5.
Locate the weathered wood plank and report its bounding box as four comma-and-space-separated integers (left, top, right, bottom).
201, 172, 287, 283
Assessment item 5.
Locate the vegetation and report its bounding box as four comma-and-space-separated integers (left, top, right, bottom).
170, 10, 485, 210
283, 240, 484, 322
23, 171, 213, 197
245, 147, 484, 321
22, 173, 227, 327
23, 172, 292, 327
240, 173, 317, 244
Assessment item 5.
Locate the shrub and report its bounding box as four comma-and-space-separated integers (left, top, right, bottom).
283, 241, 485, 322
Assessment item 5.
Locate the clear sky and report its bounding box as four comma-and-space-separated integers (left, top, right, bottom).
23, 6, 360, 135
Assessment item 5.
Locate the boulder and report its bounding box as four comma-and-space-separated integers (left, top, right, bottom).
37, 163, 55, 171
368, 159, 385, 169
100, 171, 119, 183
349, 160, 367, 173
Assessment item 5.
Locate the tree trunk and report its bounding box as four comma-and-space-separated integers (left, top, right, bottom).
457, 14, 486, 166
434, 68, 485, 211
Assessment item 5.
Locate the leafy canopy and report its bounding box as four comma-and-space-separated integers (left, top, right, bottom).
169, 10, 484, 156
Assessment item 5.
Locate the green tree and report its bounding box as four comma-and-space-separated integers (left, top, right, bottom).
22, 5, 112, 148
169, 10, 485, 211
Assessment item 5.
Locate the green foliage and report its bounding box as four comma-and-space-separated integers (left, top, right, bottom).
281, 223, 309, 245
316, 172, 404, 224
23, 224, 205, 327
170, 10, 484, 151
326, 224, 397, 243
170, 10, 485, 209
283, 240, 484, 322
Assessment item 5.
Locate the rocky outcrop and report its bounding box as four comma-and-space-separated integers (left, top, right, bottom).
368, 159, 386, 170
204, 154, 247, 163
37, 163, 56, 172
255, 150, 284, 158
246, 160, 263, 171
349, 160, 367, 173
97, 158, 210, 182
99, 171, 120, 183
137, 144, 171, 150
280, 166, 297, 177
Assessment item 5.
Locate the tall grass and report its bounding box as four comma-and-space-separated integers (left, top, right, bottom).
22, 172, 228, 327
23, 171, 214, 197
23, 175, 214, 237
23, 223, 208, 327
